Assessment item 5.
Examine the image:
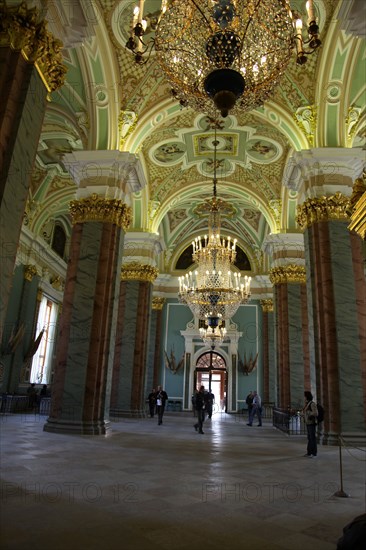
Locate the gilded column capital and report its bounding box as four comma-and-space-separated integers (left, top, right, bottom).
269, 265, 306, 285
260, 299, 274, 313
0, 2, 67, 92
296, 192, 350, 230
24, 264, 38, 281
348, 174, 366, 239
152, 297, 165, 310
69, 194, 132, 230
121, 262, 159, 283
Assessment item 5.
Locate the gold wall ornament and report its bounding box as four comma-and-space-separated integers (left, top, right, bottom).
269, 265, 306, 285
69, 194, 132, 230
152, 297, 165, 310
260, 299, 274, 313
348, 173, 366, 239
24, 264, 38, 281
268, 199, 282, 232
0, 2, 67, 93
296, 192, 350, 230
294, 105, 317, 146
121, 262, 159, 283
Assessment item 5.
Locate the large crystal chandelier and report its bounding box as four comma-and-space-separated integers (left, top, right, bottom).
127, 0, 321, 117
178, 133, 251, 320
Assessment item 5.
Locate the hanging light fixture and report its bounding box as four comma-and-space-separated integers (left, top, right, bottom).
199, 314, 228, 347
126, 0, 321, 117
178, 129, 251, 320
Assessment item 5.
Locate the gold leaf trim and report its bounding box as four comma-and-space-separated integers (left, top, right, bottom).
0, 2, 67, 92
152, 297, 165, 310
121, 262, 159, 283
296, 192, 350, 230
260, 299, 273, 312
69, 194, 132, 230
24, 264, 38, 282
269, 265, 306, 285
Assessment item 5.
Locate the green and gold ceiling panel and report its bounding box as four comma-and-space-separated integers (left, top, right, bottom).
26, 185, 74, 237
316, 19, 364, 147
51, 48, 87, 113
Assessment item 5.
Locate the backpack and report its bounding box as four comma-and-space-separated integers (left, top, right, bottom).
316, 403, 324, 424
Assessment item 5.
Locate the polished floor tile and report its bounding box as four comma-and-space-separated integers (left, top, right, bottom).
0, 411, 365, 550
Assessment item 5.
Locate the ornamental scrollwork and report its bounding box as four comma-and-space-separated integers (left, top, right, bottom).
69, 194, 132, 230
121, 262, 159, 283
296, 192, 350, 230
260, 299, 274, 313
0, 2, 67, 92
152, 297, 165, 310
269, 265, 306, 285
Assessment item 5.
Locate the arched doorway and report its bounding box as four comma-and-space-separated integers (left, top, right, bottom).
195, 351, 227, 413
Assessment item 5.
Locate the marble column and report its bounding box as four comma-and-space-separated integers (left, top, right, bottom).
146, 297, 165, 394
0, 3, 65, 340
260, 299, 275, 404
44, 194, 131, 434
269, 265, 310, 409
297, 193, 366, 443
110, 263, 158, 417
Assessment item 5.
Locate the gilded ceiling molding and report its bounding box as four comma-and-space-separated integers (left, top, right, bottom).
69, 194, 132, 230
121, 262, 159, 283
345, 107, 362, 146
269, 265, 306, 285
260, 299, 274, 313
296, 192, 350, 230
152, 297, 165, 310
294, 106, 317, 147
268, 199, 282, 232
24, 265, 38, 282
119, 111, 138, 148
348, 174, 366, 239
0, 2, 67, 93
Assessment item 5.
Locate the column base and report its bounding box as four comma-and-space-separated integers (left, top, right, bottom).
44, 417, 111, 435
109, 408, 146, 419
321, 430, 366, 446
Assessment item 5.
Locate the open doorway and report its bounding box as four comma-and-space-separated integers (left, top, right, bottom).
195, 351, 227, 413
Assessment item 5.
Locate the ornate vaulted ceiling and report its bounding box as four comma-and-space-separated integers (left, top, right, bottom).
27, 0, 366, 284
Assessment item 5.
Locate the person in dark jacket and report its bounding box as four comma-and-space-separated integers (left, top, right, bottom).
194, 385, 209, 434
155, 386, 168, 425
147, 388, 156, 418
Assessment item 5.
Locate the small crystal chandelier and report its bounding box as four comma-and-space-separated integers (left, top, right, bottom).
199, 314, 227, 347
178, 131, 251, 320
126, 0, 321, 117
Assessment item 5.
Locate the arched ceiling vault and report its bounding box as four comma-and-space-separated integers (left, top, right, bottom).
27, 0, 365, 282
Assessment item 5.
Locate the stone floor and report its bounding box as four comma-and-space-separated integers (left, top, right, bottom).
0, 410, 365, 550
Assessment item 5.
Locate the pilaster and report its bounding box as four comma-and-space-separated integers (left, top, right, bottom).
260, 299, 274, 404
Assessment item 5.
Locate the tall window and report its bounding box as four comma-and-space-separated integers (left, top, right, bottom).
30, 295, 58, 384
51, 224, 66, 259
